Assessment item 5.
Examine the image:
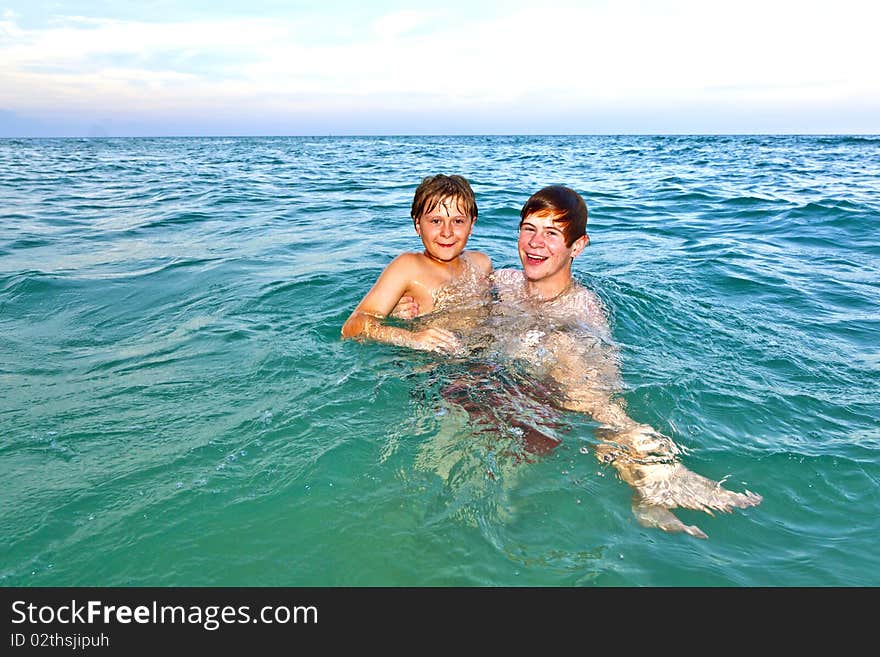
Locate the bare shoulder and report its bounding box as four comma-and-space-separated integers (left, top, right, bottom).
367, 251, 429, 295
492, 268, 523, 285
569, 285, 611, 335
385, 251, 428, 277
464, 250, 493, 275
389, 251, 424, 267
571, 286, 605, 312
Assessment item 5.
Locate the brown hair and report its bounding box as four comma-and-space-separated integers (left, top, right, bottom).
411, 174, 478, 224
520, 185, 587, 246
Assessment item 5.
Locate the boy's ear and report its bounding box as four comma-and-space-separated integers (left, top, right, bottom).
571, 234, 589, 258
413, 218, 421, 236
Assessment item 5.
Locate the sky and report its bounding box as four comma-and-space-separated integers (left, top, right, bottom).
1, 0, 878, 136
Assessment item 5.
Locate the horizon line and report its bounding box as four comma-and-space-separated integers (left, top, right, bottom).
2, 132, 878, 139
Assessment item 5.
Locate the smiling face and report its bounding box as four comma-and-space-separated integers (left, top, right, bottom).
414, 196, 475, 263
518, 211, 588, 295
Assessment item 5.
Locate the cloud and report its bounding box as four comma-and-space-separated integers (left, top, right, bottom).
371, 9, 435, 39
1, 1, 878, 134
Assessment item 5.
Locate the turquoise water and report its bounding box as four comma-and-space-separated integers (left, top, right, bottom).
1, 135, 878, 586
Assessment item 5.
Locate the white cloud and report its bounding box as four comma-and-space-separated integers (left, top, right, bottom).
371, 9, 435, 39
1, 1, 878, 130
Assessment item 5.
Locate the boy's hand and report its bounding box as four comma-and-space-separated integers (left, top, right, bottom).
391, 295, 420, 320
409, 327, 462, 354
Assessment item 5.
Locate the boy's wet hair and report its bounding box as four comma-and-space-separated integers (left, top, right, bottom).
520, 185, 587, 246
411, 174, 478, 223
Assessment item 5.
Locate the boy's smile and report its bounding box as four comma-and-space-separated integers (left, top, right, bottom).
518, 212, 587, 296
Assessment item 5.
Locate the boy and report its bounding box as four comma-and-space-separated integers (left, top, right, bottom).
341, 174, 492, 353
499, 186, 761, 537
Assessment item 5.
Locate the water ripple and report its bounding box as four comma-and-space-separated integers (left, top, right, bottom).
2, 135, 879, 586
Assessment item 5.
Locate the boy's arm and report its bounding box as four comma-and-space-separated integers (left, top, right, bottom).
545, 330, 760, 538
341, 255, 461, 353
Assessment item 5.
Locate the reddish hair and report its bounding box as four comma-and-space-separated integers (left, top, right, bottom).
520, 185, 587, 246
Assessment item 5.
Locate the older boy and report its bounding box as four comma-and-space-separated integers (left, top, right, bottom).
506, 186, 762, 536
341, 174, 492, 353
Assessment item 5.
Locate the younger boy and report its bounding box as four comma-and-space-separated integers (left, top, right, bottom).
341, 174, 492, 353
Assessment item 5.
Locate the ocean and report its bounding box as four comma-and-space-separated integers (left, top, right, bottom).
1, 135, 878, 586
